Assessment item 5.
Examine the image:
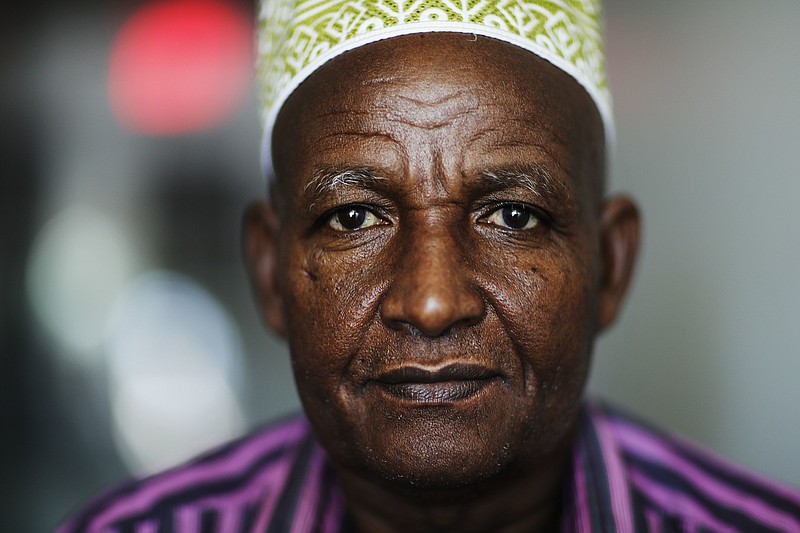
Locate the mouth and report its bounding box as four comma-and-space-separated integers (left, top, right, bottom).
373, 363, 501, 404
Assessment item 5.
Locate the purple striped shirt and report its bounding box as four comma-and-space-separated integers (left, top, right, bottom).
58, 402, 800, 532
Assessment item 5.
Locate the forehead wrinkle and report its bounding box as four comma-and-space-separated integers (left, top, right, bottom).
508, 117, 573, 160
385, 110, 476, 131
314, 108, 375, 120
375, 88, 479, 130
311, 130, 407, 168
465, 112, 568, 154
466, 125, 506, 147
391, 88, 472, 108
314, 130, 400, 144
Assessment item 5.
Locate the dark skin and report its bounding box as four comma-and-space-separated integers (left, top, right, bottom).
246, 34, 639, 532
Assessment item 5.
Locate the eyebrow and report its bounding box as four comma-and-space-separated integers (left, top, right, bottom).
306, 167, 385, 196
302, 165, 572, 208
303, 167, 386, 210
479, 167, 572, 202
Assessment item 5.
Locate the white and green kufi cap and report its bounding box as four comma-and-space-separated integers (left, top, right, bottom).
257, 0, 612, 176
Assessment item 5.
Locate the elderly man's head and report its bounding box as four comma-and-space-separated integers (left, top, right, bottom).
247, 29, 639, 505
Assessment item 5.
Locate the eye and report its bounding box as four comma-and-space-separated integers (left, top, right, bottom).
327, 206, 383, 231
483, 204, 539, 230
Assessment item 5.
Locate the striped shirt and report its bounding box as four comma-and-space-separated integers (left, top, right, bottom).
59, 402, 800, 532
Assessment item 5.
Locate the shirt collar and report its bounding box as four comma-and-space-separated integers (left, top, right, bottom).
561, 402, 635, 533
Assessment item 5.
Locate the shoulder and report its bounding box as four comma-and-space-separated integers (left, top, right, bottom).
57, 414, 325, 533
590, 402, 800, 532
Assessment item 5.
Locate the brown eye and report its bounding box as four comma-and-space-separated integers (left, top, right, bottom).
328, 206, 381, 231
485, 204, 538, 230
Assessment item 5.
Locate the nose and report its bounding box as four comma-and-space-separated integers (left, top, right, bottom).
380, 225, 485, 337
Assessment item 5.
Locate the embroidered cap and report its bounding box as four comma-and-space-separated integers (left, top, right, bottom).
257, 0, 613, 177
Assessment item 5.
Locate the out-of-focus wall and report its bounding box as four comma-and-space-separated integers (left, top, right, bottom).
2, 1, 798, 531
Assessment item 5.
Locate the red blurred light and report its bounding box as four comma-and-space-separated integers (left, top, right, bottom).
109, 0, 252, 135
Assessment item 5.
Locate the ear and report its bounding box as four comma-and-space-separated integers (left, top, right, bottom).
243, 202, 286, 337
597, 195, 641, 332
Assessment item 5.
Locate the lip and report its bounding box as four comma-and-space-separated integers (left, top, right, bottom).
373, 363, 500, 404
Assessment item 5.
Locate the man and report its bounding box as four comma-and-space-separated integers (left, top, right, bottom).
60, 1, 800, 531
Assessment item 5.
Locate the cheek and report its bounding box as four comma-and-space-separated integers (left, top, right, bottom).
489, 245, 597, 391
280, 244, 397, 458
281, 245, 386, 388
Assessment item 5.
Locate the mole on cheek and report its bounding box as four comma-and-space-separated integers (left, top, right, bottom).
302, 254, 322, 282
528, 265, 549, 283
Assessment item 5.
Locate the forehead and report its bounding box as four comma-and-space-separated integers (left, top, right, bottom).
271, 33, 604, 202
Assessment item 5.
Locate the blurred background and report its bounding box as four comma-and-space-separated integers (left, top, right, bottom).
1, 0, 799, 530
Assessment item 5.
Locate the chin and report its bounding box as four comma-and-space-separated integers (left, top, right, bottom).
362, 437, 512, 498
335, 402, 530, 496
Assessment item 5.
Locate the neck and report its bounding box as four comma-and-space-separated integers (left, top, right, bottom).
335, 437, 574, 533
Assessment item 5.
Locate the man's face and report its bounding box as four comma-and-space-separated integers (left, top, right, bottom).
248, 34, 638, 492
